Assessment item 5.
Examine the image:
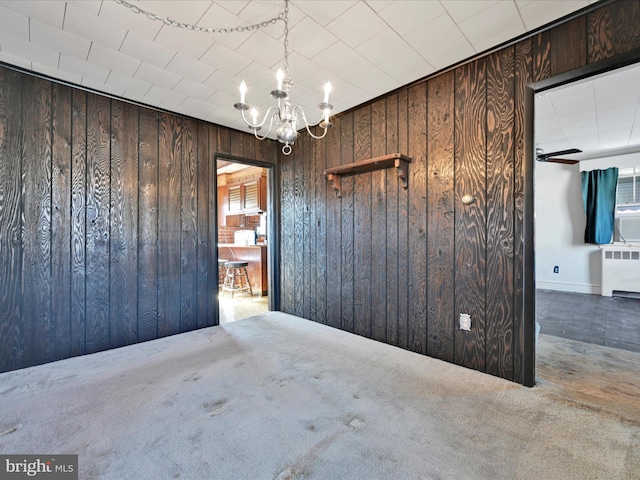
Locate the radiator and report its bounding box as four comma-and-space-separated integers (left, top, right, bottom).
601, 246, 640, 296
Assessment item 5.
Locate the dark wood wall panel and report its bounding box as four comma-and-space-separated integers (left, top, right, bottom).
85, 94, 111, 354
137, 108, 159, 341
51, 83, 72, 361
549, 17, 587, 76
325, 116, 342, 329
407, 84, 428, 354
396, 89, 410, 350
426, 71, 455, 362
485, 47, 516, 379
353, 106, 372, 338
110, 100, 138, 348
314, 128, 327, 325
22, 76, 53, 365
588, 1, 640, 63
0, 68, 23, 372
370, 98, 387, 343
384, 94, 399, 346
0, 65, 273, 373
454, 60, 487, 370
340, 112, 355, 333
70, 90, 87, 357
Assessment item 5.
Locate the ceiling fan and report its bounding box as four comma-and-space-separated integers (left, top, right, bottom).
535, 148, 583, 164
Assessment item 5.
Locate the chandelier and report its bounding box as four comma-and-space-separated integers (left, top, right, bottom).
114, 0, 333, 155
233, 0, 333, 155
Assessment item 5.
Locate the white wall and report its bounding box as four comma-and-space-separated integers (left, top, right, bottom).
534, 161, 601, 293
535, 154, 640, 294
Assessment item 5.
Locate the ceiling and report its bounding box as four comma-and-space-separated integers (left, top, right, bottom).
0, 0, 602, 140
535, 62, 640, 167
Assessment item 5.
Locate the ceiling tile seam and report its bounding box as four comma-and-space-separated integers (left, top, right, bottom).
438, 0, 477, 56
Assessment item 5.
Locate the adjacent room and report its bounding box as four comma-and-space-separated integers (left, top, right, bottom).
0, 1, 639, 478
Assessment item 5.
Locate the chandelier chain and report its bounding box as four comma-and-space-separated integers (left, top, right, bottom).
282, 0, 290, 73
113, 0, 286, 35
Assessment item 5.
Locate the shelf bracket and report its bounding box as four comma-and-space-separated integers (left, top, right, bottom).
324, 153, 411, 198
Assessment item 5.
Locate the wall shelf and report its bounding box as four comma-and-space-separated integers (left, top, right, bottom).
323, 153, 411, 197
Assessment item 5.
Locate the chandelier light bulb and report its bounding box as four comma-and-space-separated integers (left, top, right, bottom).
239, 80, 247, 104
250, 108, 258, 125
323, 82, 331, 103
276, 68, 285, 91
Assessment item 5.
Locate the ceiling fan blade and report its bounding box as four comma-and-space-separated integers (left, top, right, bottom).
545, 157, 580, 165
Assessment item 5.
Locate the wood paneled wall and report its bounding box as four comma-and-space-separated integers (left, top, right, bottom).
278, 1, 640, 384
0, 67, 275, 372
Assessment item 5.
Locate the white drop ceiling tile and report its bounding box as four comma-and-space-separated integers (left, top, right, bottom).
472, 22, 526, 54
106, 71, 152, 97
0, 6, 29, 41
380, 47, 431, 82
180, 96, 215, 117
64, 2, 127, 51
69, 1, 102, 16
134, 62, 181, 90
119, 31, 175, 69
81, 77, 125, 97
144, 84, 187, 106
30, 63, 81, 84
216, 1, 250, 16
442, 0, 501, 24
173, 77, 214, 101
365, 1, 395, 13
195, 3, 254, 50
137, 0, 211, 24
0, 52, 32, 70
88, 43, 141, 77
0, 33, 59, 69
199, 42, 252, 77
289, 16, 338, 60
30, 19, 91, 61
59, 53, 110, 84
236, 1, 284, 25
325, 2, 388, 49
294, 1, 357, 27
404, 14, 463, 58
153, 25, 214, 60
99, 0, 164, 41
361, 73, 400, 98
208, 90, 237, 115
0, 0, 66, 29
312, 41, 364, 76
237, 61, 280, 91
458, 2, 522, 47
376, 0, 447, 37
204, 69, 240, 96
422, 36, 475, 72
517, 1, 590, 30
236, 30, 284, 69
355, 28, 412, 66
285, 52, 323, 83
341, 59, 386, 89
165, 53, 215, 83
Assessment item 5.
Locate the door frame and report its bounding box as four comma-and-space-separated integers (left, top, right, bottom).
523, 48, 640, 386
214, 153, 280, 317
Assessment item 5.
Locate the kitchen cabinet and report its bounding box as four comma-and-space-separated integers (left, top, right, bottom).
226, 175, 266, 214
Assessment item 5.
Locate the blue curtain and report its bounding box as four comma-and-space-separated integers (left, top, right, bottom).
581, 167, 618, 244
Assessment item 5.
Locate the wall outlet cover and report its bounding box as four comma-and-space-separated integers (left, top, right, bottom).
459, 313, 471, 331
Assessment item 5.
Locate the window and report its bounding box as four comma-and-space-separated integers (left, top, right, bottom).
615, 166, 640, 242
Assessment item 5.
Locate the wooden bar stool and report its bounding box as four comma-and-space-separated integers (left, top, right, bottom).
218, 259, 228, 289
222, 261, 253, 298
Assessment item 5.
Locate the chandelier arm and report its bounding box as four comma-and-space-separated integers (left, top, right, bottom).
296, 107, 330, 140
252, 115, 276, 141
240, 106, 280, 130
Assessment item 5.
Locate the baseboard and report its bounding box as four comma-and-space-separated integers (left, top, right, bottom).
536, 280, 601, 295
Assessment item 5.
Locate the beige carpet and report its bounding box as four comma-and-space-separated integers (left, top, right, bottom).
1, 312, 639, 479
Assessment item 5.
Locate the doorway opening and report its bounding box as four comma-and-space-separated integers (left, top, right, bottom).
528, 54, 640, 416
216, 156, 276, 324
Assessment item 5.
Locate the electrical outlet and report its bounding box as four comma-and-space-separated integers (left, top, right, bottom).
553, 266, 559, 273
459, 313, 471, 331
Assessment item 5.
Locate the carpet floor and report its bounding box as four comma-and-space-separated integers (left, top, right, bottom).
1, 312, 639, 479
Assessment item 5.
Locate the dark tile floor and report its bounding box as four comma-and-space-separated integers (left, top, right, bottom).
536, 289, 640, 353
